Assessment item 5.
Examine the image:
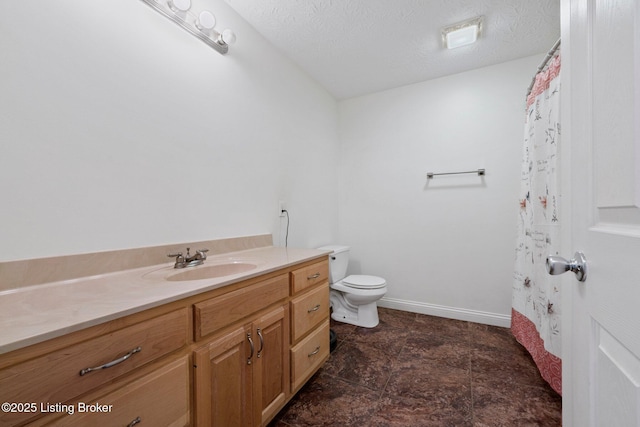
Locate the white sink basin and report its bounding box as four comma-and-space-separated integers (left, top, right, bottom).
142, 257, 265, 283
165, 262, 258, 281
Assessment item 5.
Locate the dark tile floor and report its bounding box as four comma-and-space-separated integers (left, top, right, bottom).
270, 307, 562, 427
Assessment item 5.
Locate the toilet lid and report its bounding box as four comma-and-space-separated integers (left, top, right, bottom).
342, 275, 386, 289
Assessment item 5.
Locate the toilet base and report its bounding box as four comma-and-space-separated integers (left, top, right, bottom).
330, 291, 380, 328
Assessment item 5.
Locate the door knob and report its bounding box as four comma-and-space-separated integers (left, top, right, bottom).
546, 252, 587, 282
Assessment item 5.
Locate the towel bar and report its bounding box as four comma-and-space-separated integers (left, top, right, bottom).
426, 169, 485, 179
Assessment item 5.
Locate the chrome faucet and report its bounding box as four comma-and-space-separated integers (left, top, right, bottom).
168, 247, 209, 269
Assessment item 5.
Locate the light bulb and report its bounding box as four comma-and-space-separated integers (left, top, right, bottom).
196, 11, 216, 32
167, 0, 190, 12
221, 29, 236, 45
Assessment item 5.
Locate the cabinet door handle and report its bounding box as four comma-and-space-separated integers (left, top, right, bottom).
127, 416, 142, 427
307, 304, 321, 313
79, 346, 142, 376
247, 333, 254, 365
308, 346, 320, 357
257, 328, 264, 358
307, 273, 320, 280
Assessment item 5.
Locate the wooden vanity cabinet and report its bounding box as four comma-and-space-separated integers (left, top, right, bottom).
29, 356, 191, 427
194, 324, 252, 427
1, 255, 330, 427
0, 308, 189, 427
290, 284, 330, 342
291, 320, 330, 392
193, 306, 289, 427
193, 258, 330, 426
289, 259, 329, 294
253, 306, 289, 424
193, 275, 290, 427
289, 260, 330, 394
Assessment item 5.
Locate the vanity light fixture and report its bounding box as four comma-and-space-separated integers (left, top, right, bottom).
195, 10, 216, 33
140, 0, 236, 55
442, 16, 483, 49
167, 0, 190, 13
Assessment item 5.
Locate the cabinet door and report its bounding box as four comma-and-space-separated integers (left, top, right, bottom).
253, 306, 289, 426
194, 325, 252, 427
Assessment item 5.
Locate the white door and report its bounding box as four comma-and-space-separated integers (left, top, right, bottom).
563, 0, 640, 426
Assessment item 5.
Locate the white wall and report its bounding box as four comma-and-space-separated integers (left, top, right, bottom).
0, 0, 546, 325
0, 0, 340, 261
337, 55, 543, 325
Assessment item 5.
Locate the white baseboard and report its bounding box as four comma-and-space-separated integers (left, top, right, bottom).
377, 297, 511, 328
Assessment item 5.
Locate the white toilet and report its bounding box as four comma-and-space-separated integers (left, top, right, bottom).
318, 245, 387, 328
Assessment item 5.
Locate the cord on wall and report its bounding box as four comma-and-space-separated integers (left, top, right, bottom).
281, 209, 289, 247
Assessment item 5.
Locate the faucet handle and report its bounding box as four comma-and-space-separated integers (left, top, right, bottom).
167, 252, 183, 258
196, 249, 209, 259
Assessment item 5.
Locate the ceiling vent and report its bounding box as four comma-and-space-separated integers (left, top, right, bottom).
442, 16, 484, 49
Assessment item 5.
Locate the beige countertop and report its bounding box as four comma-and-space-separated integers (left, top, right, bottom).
0, 246, 329, 355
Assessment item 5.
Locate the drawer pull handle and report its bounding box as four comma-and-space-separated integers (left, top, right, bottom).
308, 304, 321, 313
79, 346, 142, 376
128, 416, 142, 427
308, 346, 320, 357
247, 333, 254, 365
307, 273, 321, 280
257, 328, 264, 358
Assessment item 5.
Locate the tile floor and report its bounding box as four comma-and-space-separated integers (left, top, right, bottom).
270, 307, 562, 426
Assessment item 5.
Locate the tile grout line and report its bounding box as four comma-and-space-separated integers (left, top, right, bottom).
468, 321, 476, 426
365, 313, 417, 426
378, 317, 413, 399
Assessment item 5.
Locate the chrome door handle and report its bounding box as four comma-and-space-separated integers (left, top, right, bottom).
79, 346, 142, 376
256, 328, 264, 359
546, 252, 587, 282
247, 333, 254, 365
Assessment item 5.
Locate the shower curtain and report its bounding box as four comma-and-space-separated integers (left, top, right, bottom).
511, 51, 562, 395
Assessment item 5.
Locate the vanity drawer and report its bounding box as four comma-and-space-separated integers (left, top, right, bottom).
0, 309, 188, 427
37, 356, 190, 427
290, 259, 329, 294
290, 320, 330, 392
290, 285, 329, 342
194, 274, 288, 340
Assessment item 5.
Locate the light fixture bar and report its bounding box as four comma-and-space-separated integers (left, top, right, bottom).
139, 0, 229, 54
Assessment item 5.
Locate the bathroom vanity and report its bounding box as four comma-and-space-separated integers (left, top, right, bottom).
0, 237, 330, 426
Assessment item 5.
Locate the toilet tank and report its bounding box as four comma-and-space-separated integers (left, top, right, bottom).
317, 245, 350, 284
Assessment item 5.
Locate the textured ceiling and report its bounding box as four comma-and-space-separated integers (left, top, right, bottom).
223, 0, 560, 99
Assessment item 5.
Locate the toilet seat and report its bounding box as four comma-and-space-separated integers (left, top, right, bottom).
342, 275, 386, 289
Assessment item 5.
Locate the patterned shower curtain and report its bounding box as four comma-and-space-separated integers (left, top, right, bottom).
511, 51, 562, 395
